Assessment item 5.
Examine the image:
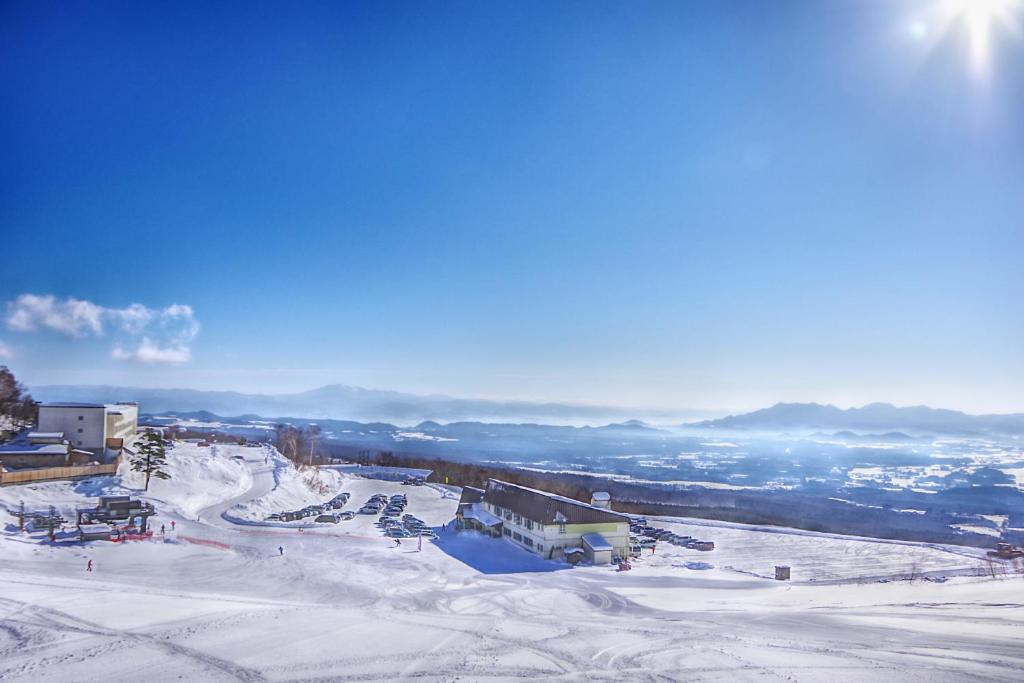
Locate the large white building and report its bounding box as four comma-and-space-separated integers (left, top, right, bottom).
37, 402, 138, 453
458, 479, 631, 564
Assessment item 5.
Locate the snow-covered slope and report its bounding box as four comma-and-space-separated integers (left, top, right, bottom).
2, 445, 1023, 682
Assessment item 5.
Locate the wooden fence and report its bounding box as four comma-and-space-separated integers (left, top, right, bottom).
0, 458, 121, 486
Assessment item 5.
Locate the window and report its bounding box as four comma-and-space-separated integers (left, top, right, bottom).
513, 514, 521, 525
537, 544, 544, 552
523, 537, 533, 547
512, 532, 522, 541
78, 415, 84, 421
525, 519, 533, 530
493, 505, 502, 515
77, 440, 82, 446
503, 528, 511, 537
77, 428, 83, 433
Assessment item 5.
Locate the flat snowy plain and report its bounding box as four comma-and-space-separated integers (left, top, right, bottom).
1, 442, 1022, 681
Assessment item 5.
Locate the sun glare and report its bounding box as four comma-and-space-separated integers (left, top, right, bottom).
938, 0, 1021, 78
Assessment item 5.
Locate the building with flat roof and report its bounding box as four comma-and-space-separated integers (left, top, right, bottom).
458, 479, 630, 564
37, 402, 138, 453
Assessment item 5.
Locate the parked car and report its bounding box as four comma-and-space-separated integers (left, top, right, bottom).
315, 513, 340, 524
339, 511, 356, 520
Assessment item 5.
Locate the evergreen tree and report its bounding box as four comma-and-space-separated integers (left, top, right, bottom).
132, 429, 171, 491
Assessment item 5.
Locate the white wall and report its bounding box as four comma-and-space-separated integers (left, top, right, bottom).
105, 404, 138, 444
38, 406, 106, 450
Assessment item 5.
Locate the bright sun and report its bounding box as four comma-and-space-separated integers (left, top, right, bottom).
912, 0, 1022, 79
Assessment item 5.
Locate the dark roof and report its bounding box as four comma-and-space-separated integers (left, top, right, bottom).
40, 402, 105, 408
458, 486, 485, 507
484, 479, 629, 525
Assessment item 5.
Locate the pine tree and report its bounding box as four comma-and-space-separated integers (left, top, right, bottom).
132, 429, 171, 491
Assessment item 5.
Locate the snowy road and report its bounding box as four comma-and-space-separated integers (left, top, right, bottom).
2, 441, 1023, 681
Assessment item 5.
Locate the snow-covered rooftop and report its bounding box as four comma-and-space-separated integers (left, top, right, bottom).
581, 532, 613, 552
463, 501, 502, 527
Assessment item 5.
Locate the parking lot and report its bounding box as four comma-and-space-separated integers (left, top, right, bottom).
629, 517, 715, 556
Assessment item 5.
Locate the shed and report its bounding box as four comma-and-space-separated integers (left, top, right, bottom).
582, 532, 614, 565
775, 565, 791, 581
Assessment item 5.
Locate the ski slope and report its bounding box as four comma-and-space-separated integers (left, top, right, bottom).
1, 441, 1022, 681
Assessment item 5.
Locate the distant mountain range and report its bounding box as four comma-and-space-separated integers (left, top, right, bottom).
689, 402, 1024, 436
29, 383, 695, 425
29, 384, 1024, 436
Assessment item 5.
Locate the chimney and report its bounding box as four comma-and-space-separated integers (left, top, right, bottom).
590, 491, 611, 509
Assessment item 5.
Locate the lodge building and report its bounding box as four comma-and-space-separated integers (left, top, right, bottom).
457, 479, 630, 564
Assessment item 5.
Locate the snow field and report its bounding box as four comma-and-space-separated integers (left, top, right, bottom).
1, 443, 1023, 681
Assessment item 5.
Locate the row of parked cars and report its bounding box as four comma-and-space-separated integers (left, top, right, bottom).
358, 493, 391, 515
630, 521, 715, 552
373, 494, 438, 540
266, 492, 352, 523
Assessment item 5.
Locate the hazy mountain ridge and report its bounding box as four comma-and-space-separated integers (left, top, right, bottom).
30, 383, 688, 425
691, 402, 1024, 435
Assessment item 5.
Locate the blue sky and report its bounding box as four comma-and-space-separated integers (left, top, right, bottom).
1, 0, 1022, 414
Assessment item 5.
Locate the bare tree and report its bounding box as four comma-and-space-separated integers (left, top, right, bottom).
0, 366, 37, 428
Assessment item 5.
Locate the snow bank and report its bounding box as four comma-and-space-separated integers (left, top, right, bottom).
120, 441, 253, 520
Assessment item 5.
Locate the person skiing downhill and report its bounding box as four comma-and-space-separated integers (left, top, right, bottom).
278, 546, 284, 557
394, 538, 401, 547
86, 560, 92, 572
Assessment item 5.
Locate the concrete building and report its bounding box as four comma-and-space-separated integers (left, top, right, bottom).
37, 402, 138, 453
0, 433, 72, 468
458, 479, 631, 564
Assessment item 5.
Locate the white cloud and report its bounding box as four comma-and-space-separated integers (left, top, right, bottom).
5, 293, 199, 365
110, 303, 154, 334
6, 294, 104, 338
0, 340, 13, 360
112, 338, 191, 364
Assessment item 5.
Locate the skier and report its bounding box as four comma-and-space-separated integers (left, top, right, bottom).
86, 559, 93, 573
394, 538, 402, 547
160, 524, 166, 535
170, 520, 176, 531
278, 546, 284, 557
